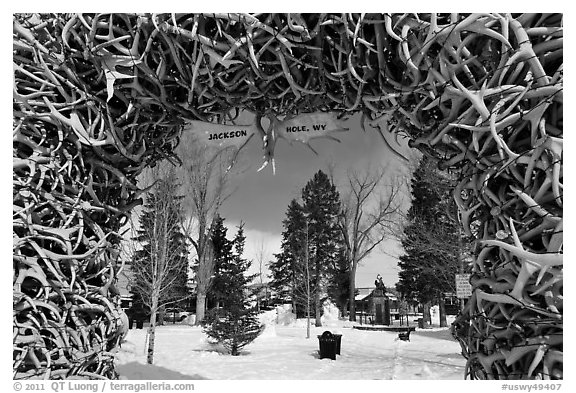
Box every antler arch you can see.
[13,13,562,379]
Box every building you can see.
[247,282,273,310]
[354,287,400,324]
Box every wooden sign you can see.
[455,274,472,298]
[275,112,348,144]
[186,120,258,149]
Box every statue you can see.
[374,274,386,292]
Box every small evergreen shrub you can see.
[202,307,264,356]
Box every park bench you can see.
[397,327,415,341]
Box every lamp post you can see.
[305,219,311,339]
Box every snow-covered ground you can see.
[115,308,466,380]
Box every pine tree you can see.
[202,218,263,355]
[269,199,306,315]
[301,170,343,327]
[269,172,345,324]
[227,223,258,306]
[396,156,464,327]
[326,245,351,317]
[207,215,235,308]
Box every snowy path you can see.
[115,324,466,380]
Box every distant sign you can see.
[186,120,257,149]
[275,112,348,144]
[455,274,472,298]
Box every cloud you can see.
[224,220,281,282]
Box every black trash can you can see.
[317,331,337,360]
[417,317,424,329]
[333,334,342,355]
[136,319,144,329]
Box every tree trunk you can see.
[195,293,207,326]
[306,301,311,339]
[339,300,348,318]
[194,232,214,326]
[348,263,357,321]
[314,289,322,327]
[147,297,159,364]
[422,301,432,328]
[146,317,156,364]
[439,297,448,327]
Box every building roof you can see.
[354,288,372,301]
[354,288,398,301]
[355,293,371,301]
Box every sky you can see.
[180,112,417,288]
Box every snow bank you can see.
[258,309,277,338]
[320,300,341,328]
[275,304,296,325]
[430,305,440,326]
[184,314,196,325]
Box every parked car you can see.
[164,308,189,322]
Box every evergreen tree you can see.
[326,245,351,317]
[202,218,263,355]
[208,215,235,308]
[301,170,343,326]
[269,172,345,324]
[396,156,464,327]
[228,223,258,305]
[268,199,306,315]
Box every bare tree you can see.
[175,134,240,325]
[293,221,317,339]
[338,166,404,321]
[253,238,269,312]
[124,164,192,364]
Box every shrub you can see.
[202,307,264,356]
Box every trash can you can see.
[333,334,342,355]
[136,319,144,329]
[417,318,424,329]
[317,331,337,360]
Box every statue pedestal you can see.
[372,291,390,325]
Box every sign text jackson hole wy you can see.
[207,129,249,140]
[285,124,329,132]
